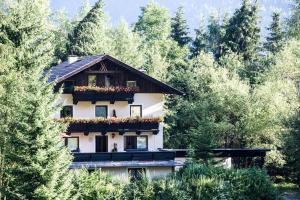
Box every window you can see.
[104,75,111,87]
[126,81,137,88]
[95,106,108,118]
[63,80,74,92]
[64,137,79,152]
[128,168,145,181]
[130,105,142,117]
[125,136,147,150]
[88,75,97,87]
[60,106,73,118]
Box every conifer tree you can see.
[286,0,300,39]
[171,6,191,47]
[0,0,55,70]
[68,0,110,56]
[190,23,207,57]
[0,0,77,199]
[223,0,260,62]
[264,12,284,54]
[0,70,77,200]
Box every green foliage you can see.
[0,0,55,70]
[166,49,297,169]
[68,0,110,56]
[134,2,171,43]
[0,71,77,199]
[264,12,285,54]
[75,170,124,200]
[284,113,300,186]
[109,20,145,68]
[286,0,300,40]
[176,163,280,200]
[73,164,280,200]
[223,0,260,62]
[171,6,191,47]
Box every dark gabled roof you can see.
[47,54,183,95]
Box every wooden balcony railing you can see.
[56,117,162,135]
[72,86,139,104]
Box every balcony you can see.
[72,86,139,104]
[72,151,175,162]
[57,117,161,135]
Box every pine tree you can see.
[286,0,300,39]
[0,0,55,70]
[264,12,284,54]
[0,0,77,199]
[190,22,207,57]
[68,0,110,56]
[223,0,260,62]
[0,70,77,200]
[171,6,191,47]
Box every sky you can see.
[50,0,293,37]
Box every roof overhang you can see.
[50,55,183,95]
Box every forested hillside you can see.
[0,0,300,199]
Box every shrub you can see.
[73,164,280,200]
[176,163,280,200]
[74,170,125,200]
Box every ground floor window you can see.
[128,168,145,181]
[64,137,79,152]
[125,136,148,151]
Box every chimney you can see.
[68,55,79,64]
[139,69,147,73]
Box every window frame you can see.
[64,137,79,152]
[63,80,75,92]
[128,168,146,181]
[126,81,137,88]
[60,105,73,118]
[95,105,108,118]
[130,105,142,117]
[124,135,148,151]
[88,74,97,87]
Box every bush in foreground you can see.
[74,163,280,200]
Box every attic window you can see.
[126,81,137,88]
[88,75,97,87]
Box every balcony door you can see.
[95,136,108,152]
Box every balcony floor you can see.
[70,160,185,169]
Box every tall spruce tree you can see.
[191,22,207,57]
[0,70,77,200]
[68,0,110,56]
[223,0,260,62]
[0,0,77,199]
[171,6,191,47]
[0,0,55,70]
[286,0,300,39]
[264,12,284,54]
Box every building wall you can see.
[55,93,164,152]
[69,130,163,153]
[101,166,173,181]
[54,93,164,118]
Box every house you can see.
[48,54,185,180]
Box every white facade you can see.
[55,93,164,153]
